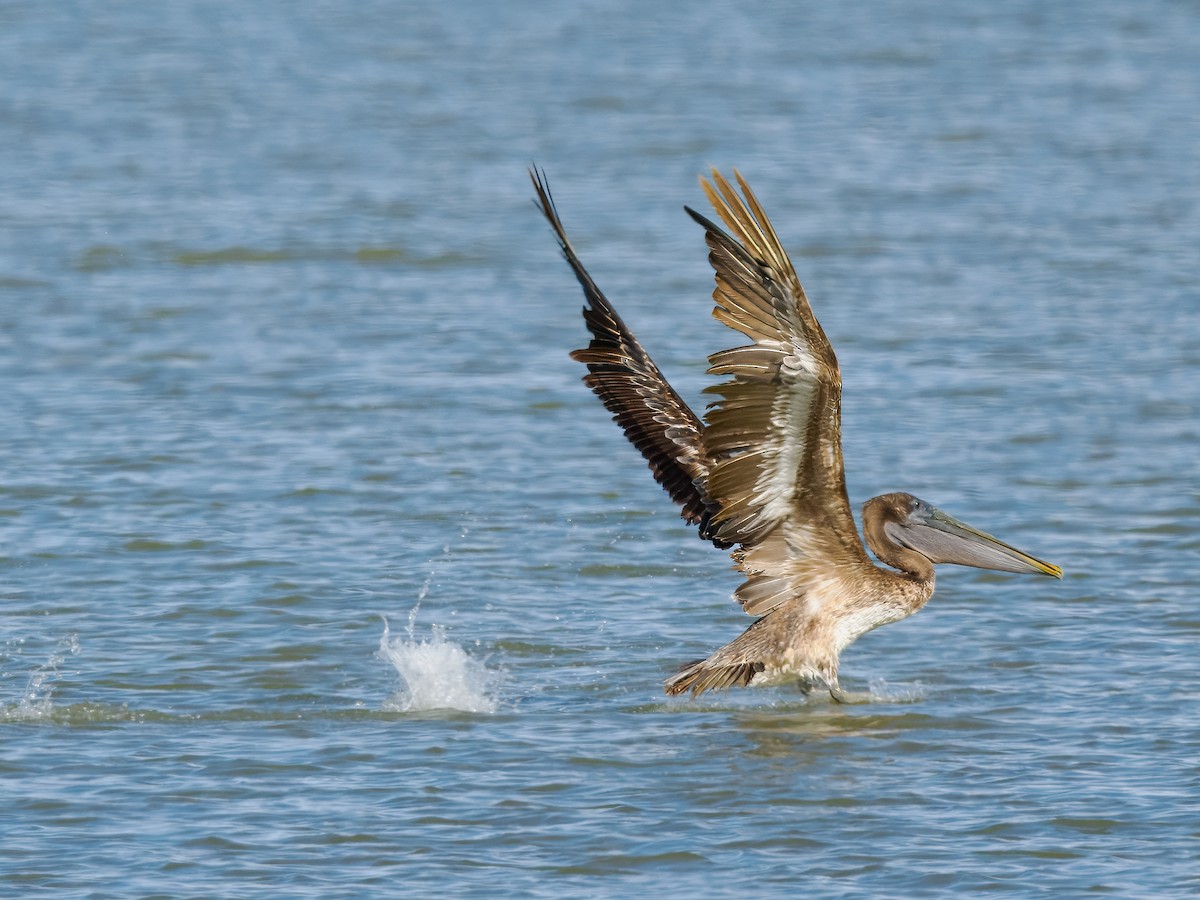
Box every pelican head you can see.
[865,492,1063,579]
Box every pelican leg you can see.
[826,670,853,704]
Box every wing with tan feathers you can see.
[531,168,727,544]
[689,170,870,614]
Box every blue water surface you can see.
[2,1,1199,896]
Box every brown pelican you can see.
[531,168,1062,701]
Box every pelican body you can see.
[532,168,1062,700]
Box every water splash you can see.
[377,611,499,714]
[3,633,81,722]
[866,678,927,703]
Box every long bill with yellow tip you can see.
[882,501,1063,578]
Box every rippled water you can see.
[3,1,1199,895]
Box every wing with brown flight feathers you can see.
[534,167,871,614]
[688,170,869,614]
[530,168,727,545]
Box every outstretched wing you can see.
[690,170,870,613]
[530,168,726,543]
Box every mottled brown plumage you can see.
[532,167,1062,701]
